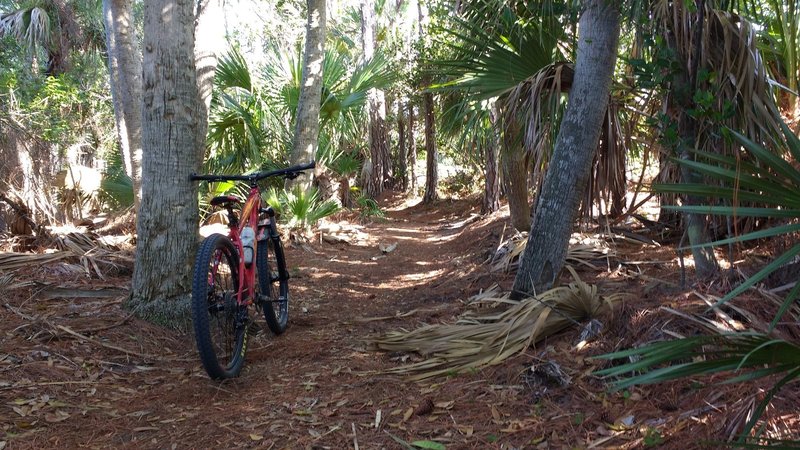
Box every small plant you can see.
[265,186,339,233]
[356,195,385,220]
[440,169,481,197]
[643,427,664,447]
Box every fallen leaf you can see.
[457,425,474,437]
[45,411,70,423]
[491,405,501,421]
[250,434,263,441]
[403,407,414,422]
[411,440,446,450]
[434,401,454,410]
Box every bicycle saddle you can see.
[210,195,242,207]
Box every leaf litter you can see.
[0,193,798,447]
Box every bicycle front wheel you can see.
[192,233,247,379]
[257,238,289,335]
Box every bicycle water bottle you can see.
[241,226,255,264]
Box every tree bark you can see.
[361,0,389,198]
[673,0,719,279]
[422,91,438,204]
[482,107,501,215]
[102,0,143,213]
[288,0,326,191]
[397,101,408,191]
[128,0,202,328]
[511,0,620,298]
[408,103,417,192]
[501,113,531,231]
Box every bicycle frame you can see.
[225,184,262,307]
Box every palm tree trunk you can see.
[288,0,326,191]
[501,106,531,231]
[408,103,417,192]
[129,0,202,328]
[483,108,500,214]
[422,91,438,204]
[673,0,719,279]
[398,101,408,191]
[360,0,388,198]
[102,0,143,213]
[511,0,621,298]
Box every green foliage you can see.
[440,169,481,197]
[602,119,800,445]
[98,148,134,209]
[595,333,800,443]
[355,194,384,220]
[655,122,800,320]
[265,186,339,232]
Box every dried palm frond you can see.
[373,268,624,380]
[0,273,34,293]
[0,251,69,271]
[491,232,614,272]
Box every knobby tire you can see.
[192,234,247,379]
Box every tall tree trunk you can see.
[422,91,438,204]
[128,0,202,327]
[361,0,388,198]
[482,107,500,215]
[501,108,531,231]
[408,103,417,192]
[511,0,620,298]
[398,101,408,191]
[673,0,719,279]
[288,0,326,191]
[102,0,143,213]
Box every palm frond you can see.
[594,332,800,442]
[374,269,623,380]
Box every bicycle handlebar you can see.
[189,161,316,184]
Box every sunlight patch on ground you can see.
[384,227,424,234]
[396,268,446,282]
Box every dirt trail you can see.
[2,195,513,449]
[3,194,798,449]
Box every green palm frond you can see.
[431,13,562,99]
[265,186,339,232]
[654,122,800,320]
[594,333,800,441]
[214,47,252,91]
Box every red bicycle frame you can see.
[226,184,262,307]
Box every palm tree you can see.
[206,43,395,200]
[288,0,326,191]
[430,1,568,228]
[0,0,92,75]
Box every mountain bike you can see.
[188,161,315,379]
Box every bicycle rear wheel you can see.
[192,233,247,379]
[257,238,289,334]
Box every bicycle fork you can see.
[257,207,289,303]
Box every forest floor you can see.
[1,192,799,449]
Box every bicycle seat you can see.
[210,195,242,207]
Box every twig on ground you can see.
[54,324,156,359]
